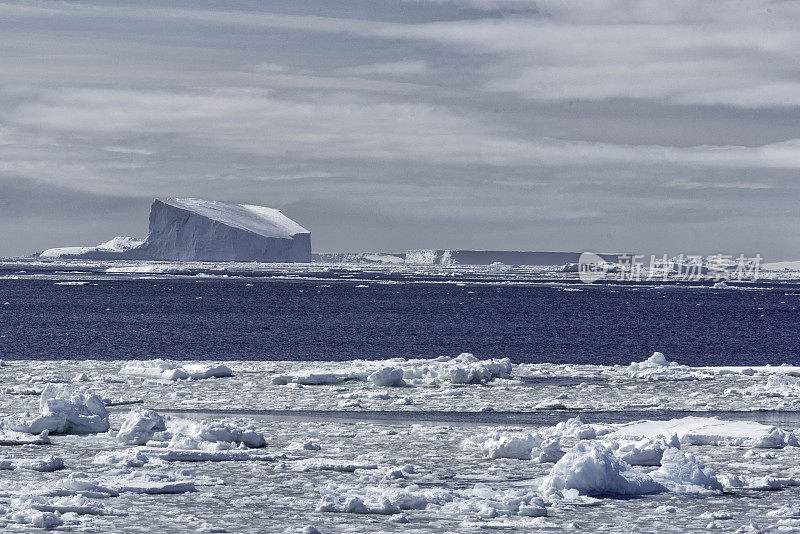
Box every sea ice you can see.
[463,431,564,462]
[1,384,109,435]
[116,408,166,445]
[119,360,232,381]
[627,352,709,381]
[650,448,723,494]
[540,441,663,496]
[605,435,680,466]
[609,417,799,448]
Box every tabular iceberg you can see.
[130,198,311,262]
[38,197,312,262]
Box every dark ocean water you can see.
[1,277,799,365]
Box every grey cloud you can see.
[0,0,798,260]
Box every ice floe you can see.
[607,416,799,448]
[272,353,512,387]
[0,455,64,472]
[119,360,232,381]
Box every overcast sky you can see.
[2,0,799,259]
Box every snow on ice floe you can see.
[272,353,512,387]
[0,384,109,435]
[606,416,800,448]
[119,360,232,381]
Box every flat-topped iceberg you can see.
[131,198,311,262]
[35,197,312,262]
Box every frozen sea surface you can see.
[0,358,800,531]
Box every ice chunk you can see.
[746,373,800,398]
[12,495,107,515]
[0,430,51,445]
[553,416,597,439]
[1,384,109,435]
[272,353,512,387]
[767,505,800,517]
[606,435,680,466]
[540,441,663,496]
[367,367,406,387]
[464,431,564,462]
[116,408,166,445]
[4,508,63,529]
[627,352,709,380]
[93,449,151,467]
[650,448,723,494]
[316,483,546,519]
[103,473,196,494]
[0,455,64,472]
[165,417,267,448]
[289,458,379,472]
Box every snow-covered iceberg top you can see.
[119,360,232,381]
[271,353,512,387]
[163,198,309,240]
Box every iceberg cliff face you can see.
[129,198,311,262]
